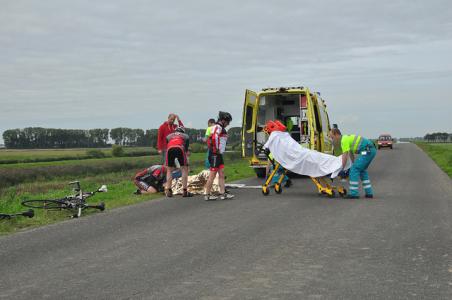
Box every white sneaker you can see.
[220,193,234,200]
[204,194,218,201]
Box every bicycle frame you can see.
[69,181,106,218]
[21,182,107,218]
[0,209,34,220]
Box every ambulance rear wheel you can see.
[274,184,282,194]
[262,186,270,196]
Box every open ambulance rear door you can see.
[241,89,258,158]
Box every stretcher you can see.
[260,120,348,198]
[261,150,291,195]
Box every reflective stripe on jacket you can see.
[341,134,362,154]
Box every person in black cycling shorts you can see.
[204,111,234,201]
[134,165,166,194]
[164,127,193,198]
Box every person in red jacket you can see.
[157,113,184,163]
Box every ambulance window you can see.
[248,93,257,105]
[320,106,330,135]
[258,107,266,125]
[245,105,253,131]
[313,104,322,131]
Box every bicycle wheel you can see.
[21,199,66,210]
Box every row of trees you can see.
[2,127,242,149]
[424,132,451,143]
[3,128,110,149]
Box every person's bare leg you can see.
[182,166,188,190]
[218,168,234,199]
[142,186,158,194]
[205,170,217,195]
[218,168,225,194]
[165,166,174,196]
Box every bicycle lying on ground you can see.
[21,181,107,218]
[0,209,34,220]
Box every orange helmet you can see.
[274,120,287,132]
[263,120,287,134]
[263,120,276,134]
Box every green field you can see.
[0,147,157,164]
[0,150,255,235]
[416,143,452,177]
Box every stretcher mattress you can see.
[263,131,350,178]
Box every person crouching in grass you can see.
[134,165,166,195]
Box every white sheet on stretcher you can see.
[263,131,351,178]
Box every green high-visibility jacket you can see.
[341,134,362,154]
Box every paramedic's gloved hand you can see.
[344,169,350,177]
[338,169,349,179]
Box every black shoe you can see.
[365,194,374,199]
[183,190,194,197]
[133,189,142,195]
[284,179,292,188]
[346,195,360,199]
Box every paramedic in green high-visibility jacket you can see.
[330,128,377,199]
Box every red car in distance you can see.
[377,134,393,149]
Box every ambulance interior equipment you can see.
[242,87,332,178]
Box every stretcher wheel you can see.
[262,186,270,196]
[274,184,282,194]
[328,190,336,198]
[339,189,347,197]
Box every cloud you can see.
[1,0,452,143]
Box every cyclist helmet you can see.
[218,111,232,122]
[175,127,185,133]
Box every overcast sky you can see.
[1,0,451,143]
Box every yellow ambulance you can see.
[241,86,333,177]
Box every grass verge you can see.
[0,153,206,191]
[0,147,158,164]
[0,153,256,235]
[415,142,452,177]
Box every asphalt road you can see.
[1,143,451,299]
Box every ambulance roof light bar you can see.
[261,86,304,91]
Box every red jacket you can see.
[157,119,184,151]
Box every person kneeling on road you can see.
[134,165,166,195]
[164,127,193,198]
[204,111,234,201]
